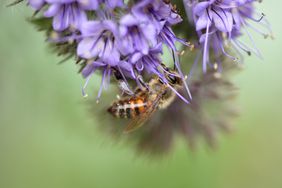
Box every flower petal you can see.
[196,11,211,31]
[212,7,233,32]
[44,3,61,17]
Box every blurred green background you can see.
[0,1,281,188]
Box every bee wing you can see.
[123,93,163,133]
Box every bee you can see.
[107,64,184,133]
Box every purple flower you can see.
[77,19,123,99]
[77,20,120,65]
[81,60,112,100]
[186,0,273,72]
[43,0,98,31]
[80,56,135,100]
[26,0,191,102]
[118,13,158,55]
[129,43,163,74]
[132,0,182,28]
[131,0,184,48]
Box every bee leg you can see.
[138,75,149,90]
[113,69,134,96]
[134,70,149,91]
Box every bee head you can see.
[165,72,182,86]
[159,63,183,86]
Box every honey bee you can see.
[107,64,184,133]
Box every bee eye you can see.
[168,75,177,84]
[161,63,169,71]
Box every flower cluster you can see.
[26,0,191,101]
[23,0,272,101]
[184,0,273,73]
[13,0,271,153]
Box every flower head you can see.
[11,0,273,154]
[131,0,186,51]
[185,0,273,72]
[118,13,158,55]
[129,43,163,74]
[75,0,191,101]
[31,0,189,102]
[77,20,120,64]
[81,60,113,100]
[43,0,96,31]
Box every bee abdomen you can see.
[108,98,147,119]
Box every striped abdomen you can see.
[108,97,148,119]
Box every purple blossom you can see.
[185,0,273,72]
[25,0,191,102]
[43,0,99,31]
[76,17,133,100]
[77,20,120,65]
[118,0,184,56]
[81,60,112,100]
[132,0,184,48]
[129,43,163,74]
[132,0,182,28]
[75,1,191,102]
[118,13,158,55]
